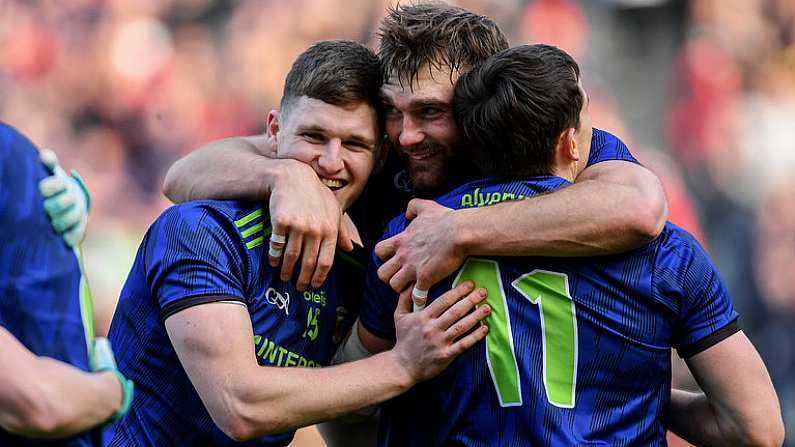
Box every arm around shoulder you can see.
[162,135,280,203]
[575,160,667,244]
[454,160,668,258]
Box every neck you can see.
[550,163,577,183]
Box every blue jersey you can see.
[360,177,739,447]
[350,128,636,250]
[0,123,96,446]
[106,201,364,446]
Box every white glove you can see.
[38,149,91,247]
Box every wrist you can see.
[264,158,314,195]
[96,369,134,425]
[380,350,416,392]
[451,207,478,258]
[97,370,123,409]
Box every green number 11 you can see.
[453,258,578,408]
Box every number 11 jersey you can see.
[359,176,739,447]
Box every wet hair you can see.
[454,44,584,178]
[378,2,509,86]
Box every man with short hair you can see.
[359,43,784,447]
[157,6,666,443]
[105,40,490,446]
[162,3,666,300]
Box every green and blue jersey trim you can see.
[235,208,271,250]
[74,245,95,358]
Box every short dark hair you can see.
[281,40,383,116]
[378,2,509,86]
[454,44,584,178]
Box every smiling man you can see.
[358,43,783,447]
[104,40,491,446]
[162,2,666,298]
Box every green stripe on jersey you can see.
[245,225,272,250]
[246,236,264,249]
[241,222,264,238]
[235,209,263,228]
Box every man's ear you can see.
[557,127,580,162]
[266,110,280,139]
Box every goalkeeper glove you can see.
[91,337,134,424]
[38,149,91,247]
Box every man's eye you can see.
[384,105,401,116]
[420,107,442,118]
[345,141,371,152]
[301,132,324,142]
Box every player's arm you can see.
[377,159,667,293]
[163,135,276,203]
[165,282,489,441]
[0,327,123,438]
[668,331,784,447]
[162,135,356,290]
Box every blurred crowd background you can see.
[1,0,793,445]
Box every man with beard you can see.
[103,41,490,446]
[161,3,666,304]
[357,43,784,446]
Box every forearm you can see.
[675,333,785,447]
[221,351,411,440]
[1,358,121,438]
[668,389,733,447]
[457,176,665,257]
[162,137,276,203]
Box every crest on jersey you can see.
[393,169,414,193]
[264,287,290,316]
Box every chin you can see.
[334,189,360,211]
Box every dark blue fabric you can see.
[106,200,362,446]
[0,122,96,447]
[360,176,738,447]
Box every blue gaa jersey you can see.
[0,123,96,447]
[350,127,636,250]
[360,177,739,447]
[586,127,637,166]
[106,201,364,446]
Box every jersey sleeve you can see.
[358,216,409,341]
[586,128,639,167]
[655,227,740,358]
[145,204,250,320]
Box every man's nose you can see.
[399,115,424,147]
[317,139,344,174]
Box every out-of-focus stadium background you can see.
[1,0,793,445]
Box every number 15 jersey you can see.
[360,176,739,447]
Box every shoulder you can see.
[0,122,36,153]
[148,200,266,254]
[655,223,704,261]
[155,200,262,230]
[588,128,638,166]
[0,123,40,181]
[652,222,718,290]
